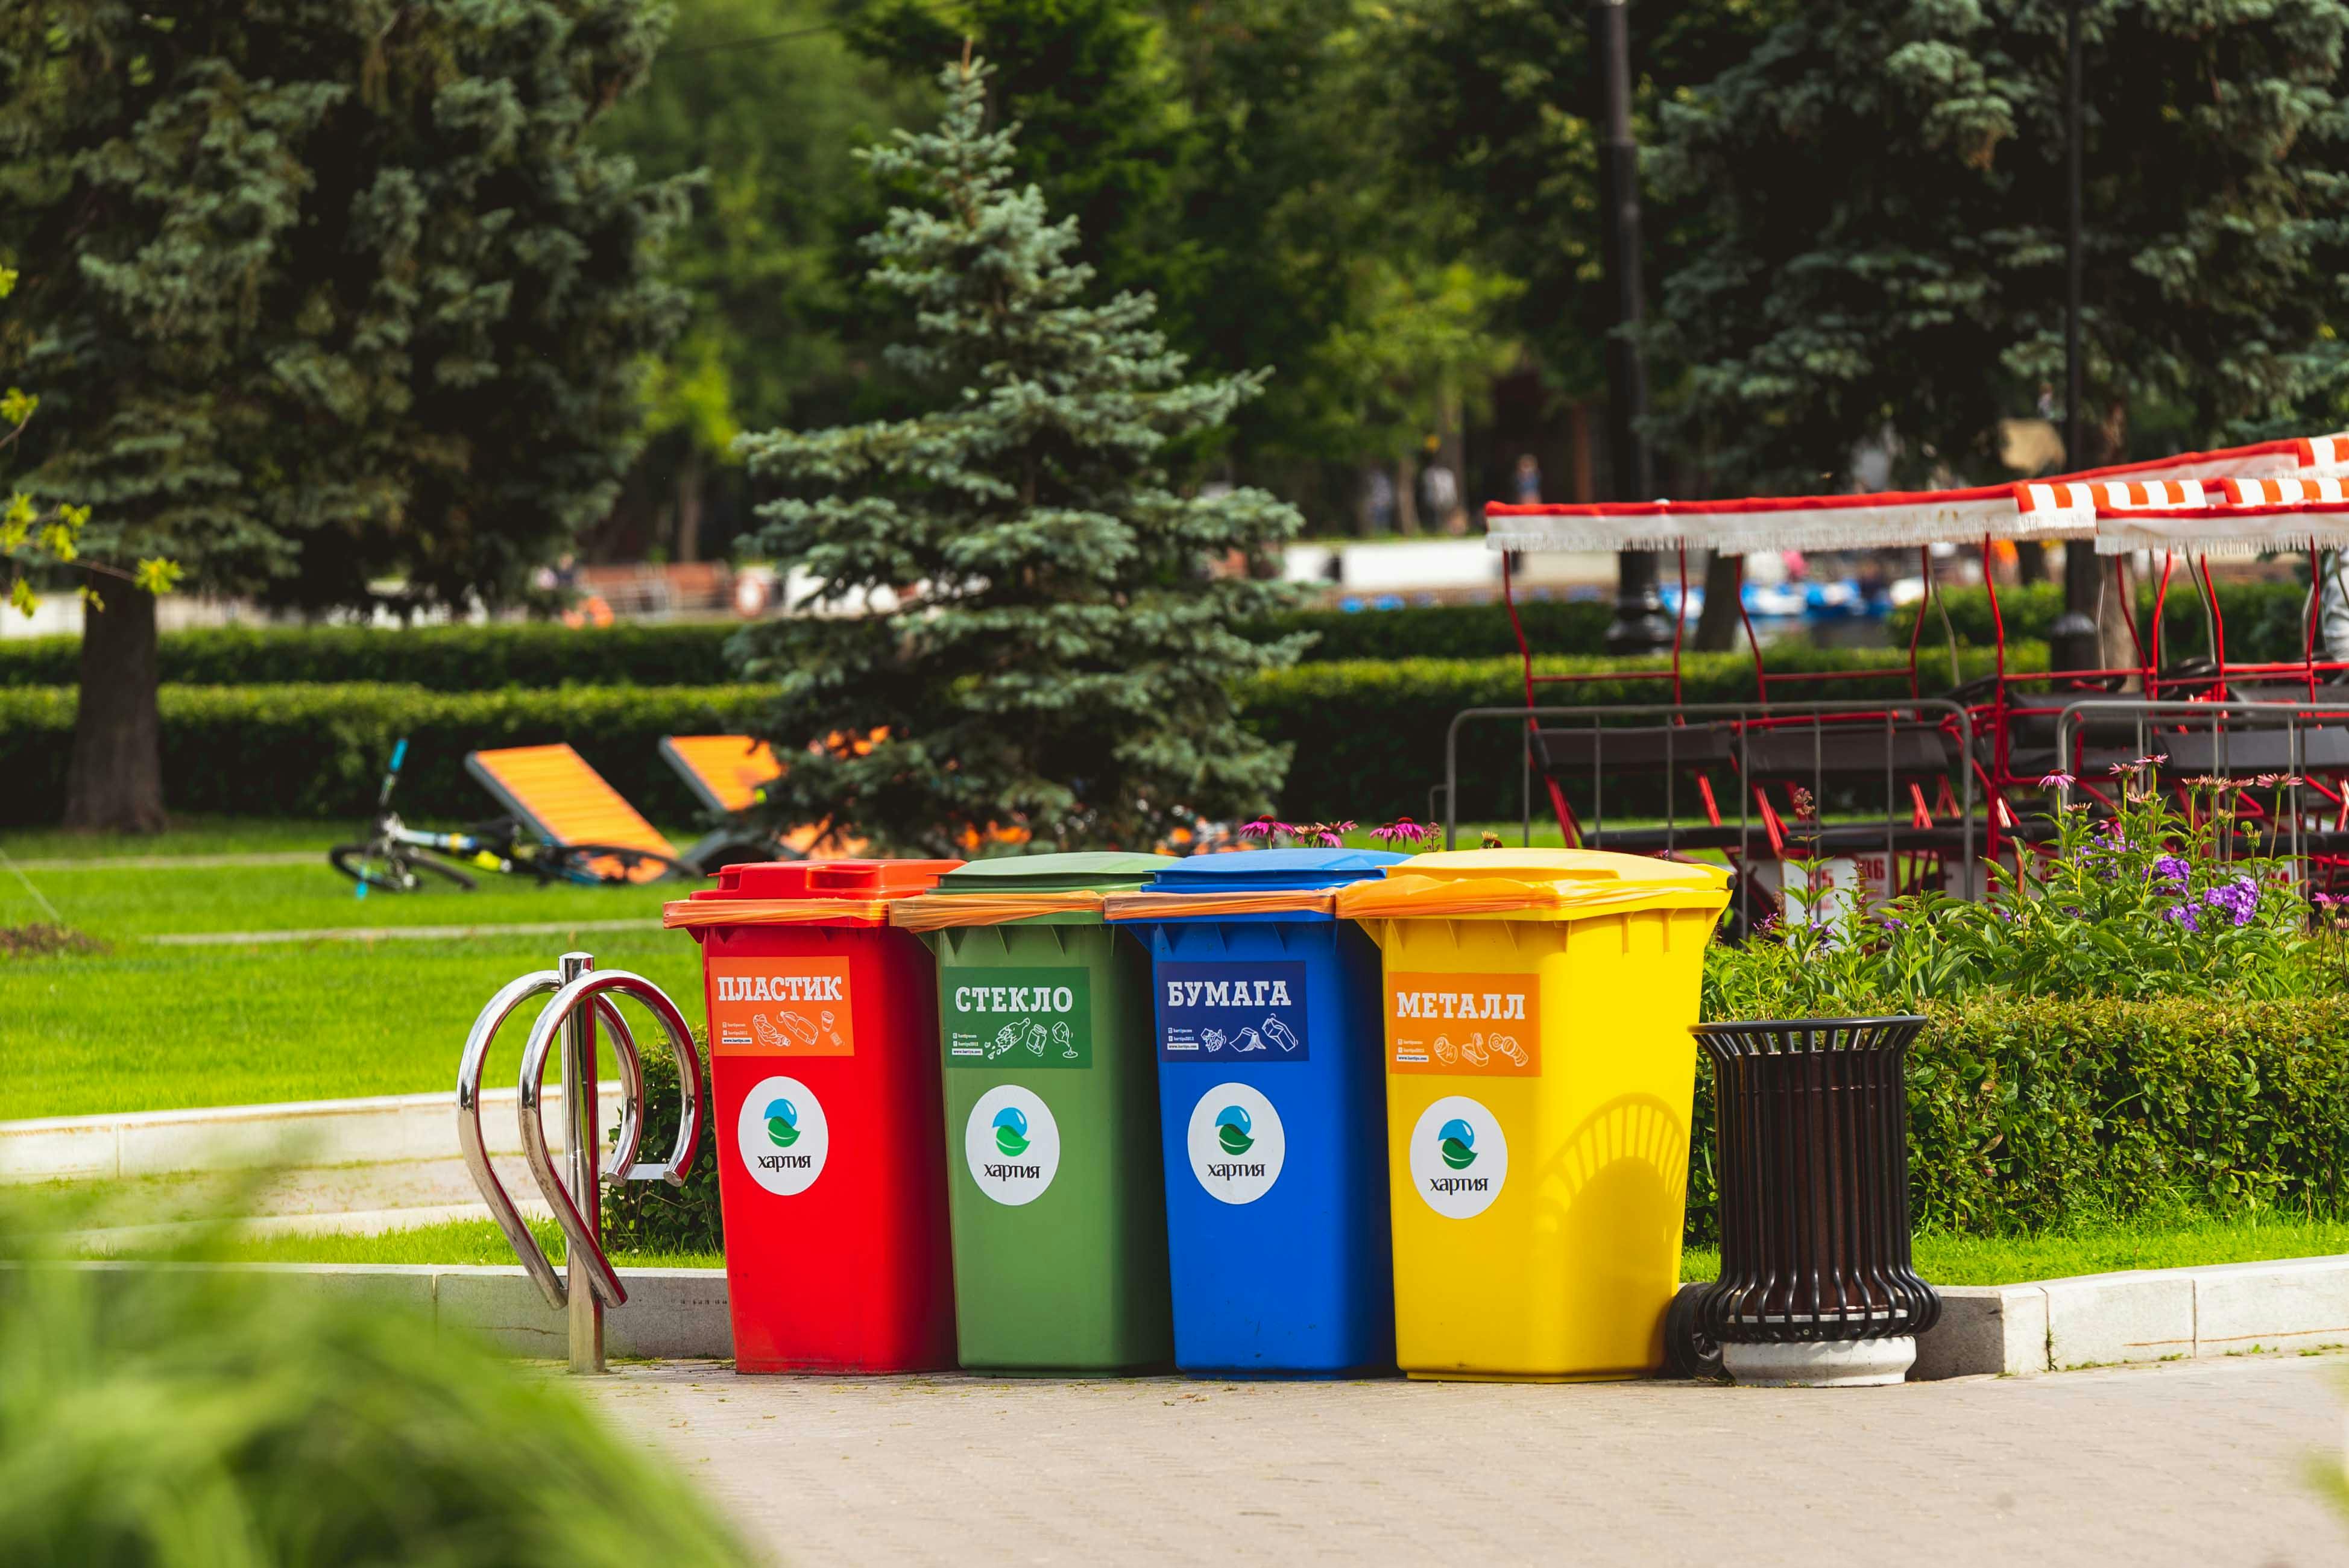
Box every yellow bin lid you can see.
[1332,847,1731,922]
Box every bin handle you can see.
[517,970,706,1311]
[455,971,635,1311]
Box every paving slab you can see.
[587,1352,2349,1566]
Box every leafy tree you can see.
[1644,0,2349,493]
[1383,0,1794,401]
[843,0,1525,523]
[0,0,688,830]
[592,0,932,562]
[734,57,1305,852]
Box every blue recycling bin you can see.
[1108,847,1402,1376]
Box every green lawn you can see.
[1,819,704,1119]
[1680,1212,2349,1286]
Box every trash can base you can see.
[1402,1367,1650,1385]
[1721,1336,1915,1388]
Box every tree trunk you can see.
[675,446,704,565]
[1395,454,1420,534]
[63,583,166,833]
[1691,549,1744,652]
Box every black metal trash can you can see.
[1689,1015,1940,1385]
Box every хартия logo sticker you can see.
[1408,1095,1506,1218]
[736,1074,828,1197]
[1185,1083,1284,1205]
[965,1084,1060,1205]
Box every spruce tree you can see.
[733,57,1305,855]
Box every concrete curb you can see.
[0,1086,625,1184]
[1913,1255,2349,1378]
[25,1253,2349,1376]
[28,1261,731,1361]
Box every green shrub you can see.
[1260,597,1613,661]
[1890,578,2315,664]
[0,683,768,827]
[0,1201,748,1566]
[602,1027,723,1256]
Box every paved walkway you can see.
[590,1352,2349,1566]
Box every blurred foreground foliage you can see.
[0,1198,748,1568]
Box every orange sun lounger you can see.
[464,743,683,883]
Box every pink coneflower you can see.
[2040,772,2076,790]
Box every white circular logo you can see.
[1185,1083,1285,1205]
[963,1084,1061,1206]
[736,1074,829,1197]
[1408,1095,1507,1220]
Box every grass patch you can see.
[3,928,704,1119]
[1679,1212,2349,1286]
[0,818,709,1119]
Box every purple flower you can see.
[2152,855,2190,886]
[2163,903,2202,934]
[2040,772,2076,789]
[2202,875,2260,928]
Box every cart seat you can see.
[1534,723,1738,773]
[1738,722,1956,781]
[2157,726,2349,776]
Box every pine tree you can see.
[733,57,1305,855]
[0,0,687,830]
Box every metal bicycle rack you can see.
[457,950,704,1373]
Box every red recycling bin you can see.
[667,857,963,1373]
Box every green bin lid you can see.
[933,850,1176,894]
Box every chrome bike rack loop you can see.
[455,949,704,1373]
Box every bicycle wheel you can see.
[550,843,696,885]
[329,843,478,893]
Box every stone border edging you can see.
[0,1086,625,1184]
[24,1254,2349,1376]
[21,1261,728,1361]
[1917,1255,2349,1376]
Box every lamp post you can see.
[2048,0,2102,675]
[1593,0,1672,655]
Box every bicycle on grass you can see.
[327,740,693,894]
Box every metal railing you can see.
[2052,698,2349,878]
[457,949,704,1373]
[1442,699,1980,926]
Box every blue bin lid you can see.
[1145,846,1405,895]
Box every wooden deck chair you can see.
[464,743,685,884]
[658,734,799,869]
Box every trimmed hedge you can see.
[0,601,1622,690]
[1890,579,2315,664]
[0,645,2038,827]
[1686,994,2349,1241]
[0,623,746,690]
[0,684,767,828]
[602,993,2349,1253]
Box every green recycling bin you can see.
[891,851,1176,1371]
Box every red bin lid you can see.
[666,857,965,930]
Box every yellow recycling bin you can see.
[1334,848,1730,1382]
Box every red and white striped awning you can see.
[1484,432,2349,555]
[2096,499,2349,556]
